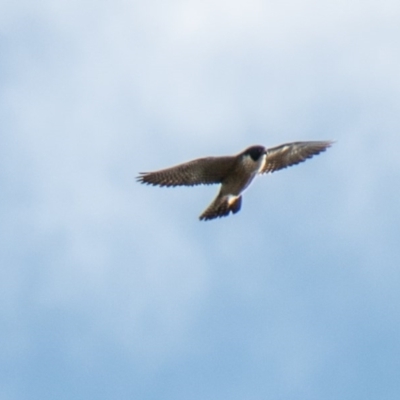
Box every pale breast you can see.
[221,155,265,195]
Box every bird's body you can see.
[137,141,333,221]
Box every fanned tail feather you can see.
[199,195,242,221]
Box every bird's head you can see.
[243,145,266,161]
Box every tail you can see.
[199,195,242,221]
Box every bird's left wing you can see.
[137,156,236,187]
[261,140,333,173]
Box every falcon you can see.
[137,141,333,221]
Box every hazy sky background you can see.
[1,1,400,399]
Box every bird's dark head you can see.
[243,145,266,161]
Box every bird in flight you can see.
[137,141,333,221]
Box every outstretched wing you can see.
[261,141,333,173]
[137,156,236,187]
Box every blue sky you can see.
[1,1,400,399]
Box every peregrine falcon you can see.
[137,141,333,221]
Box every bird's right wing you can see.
[261,141,333,173]
[137,156,236,187]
